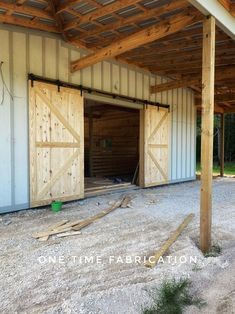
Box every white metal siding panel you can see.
[112,63,120,94]
[129,70,136,98]
[155,76,162,103]
[136,72,143,99]
[44,38,57,78]
[191,95,196,178]
[171,90,177,181]
[182,90,187,179]
[169,88,196,183]
[0,25,196,212]
[82,62,92,87]
[58,43,69,81]
[143,74,149,100]
[12,32,28,205]
[0,29,12,207]
[29,35,43,75]
[150,76,156,103]
[120,66,128,96]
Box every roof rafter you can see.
[64,0,140,31]
[150,65,235,93]
[0,1,53,20]
[71,9,202,72]
[73,0,187,41]
[218,0,235,17]
[0,14,59,33]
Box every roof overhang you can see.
[189,0,235,39]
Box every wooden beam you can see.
[0,2,53,19]
[122,33,229,58]
[57,0,81,13]
[215,93,235,102]
[148,59,235,74]
[63,0,140,31]
[230,3,235,17]
[136,45,235,65]
[218,0,231,11]
[196,104,224,114]
[220,113,225,177]
[150,65,235,93]
[57,0,102,14]
[48,0,68,42]
[196,93,235,103]
[71,9,202,72]
[151,78,201,93]
[200,16,216,253]
[218,0,235,17]
[76,0,187,40]
[0,14,59,33]
[145,214,195,268]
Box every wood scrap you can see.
[33,195,128,240]
[144,213,195,268]
[53,219,83,231]
[33,227,73,239]
[38,236,50,242]
[37,219,69,241]
[56,231,82,238]
[72,196,126,231]
[120,195,132,208]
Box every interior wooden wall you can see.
[84,107,139,177]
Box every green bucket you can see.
[51,201,63,212]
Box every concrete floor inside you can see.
[1,178,235,314]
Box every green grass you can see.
[142,278,205,314]
[196,162,235,176]
[204,244,222,258]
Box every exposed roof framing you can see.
[151,65,235,92]
[0,0,234,113]
[71,9,202,72]
[218,0,235,17]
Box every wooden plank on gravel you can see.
[33,219,83,239]
[120,195,132,208]
[38,219,69,241]
[56,231,82,238]
[53,219,83,231]
[72,196,126,232]
[145,213,195,268]
[33,196,127,239]
[32,226,73,239]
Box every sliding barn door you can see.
[140,106,169,187]
[29,81,84,207]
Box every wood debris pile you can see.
[32,195,132,241]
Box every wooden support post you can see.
[220,113,225,177]
[89,109,94,177]
[200,16,216,253]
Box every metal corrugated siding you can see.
[0,24,196,213]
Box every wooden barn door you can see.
[29,81,84,207]
[140,105,169,187]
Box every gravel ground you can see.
[0,177,235,314]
